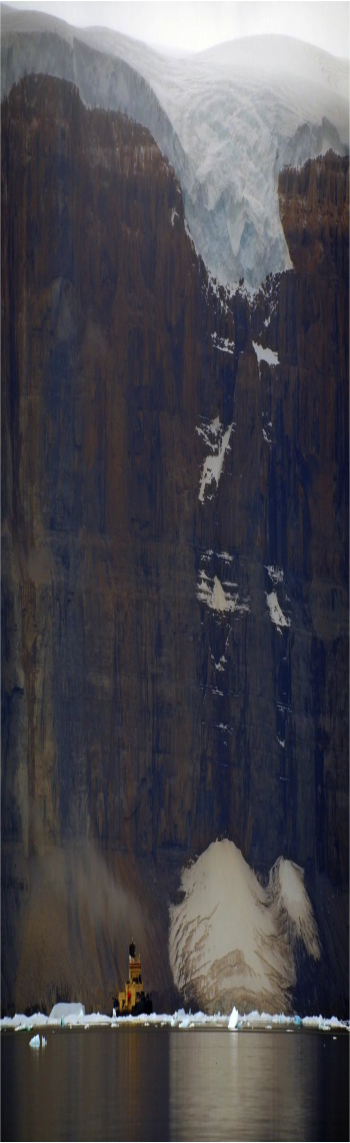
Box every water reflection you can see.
[2,1027,170,1142]
[169,1029,349,1141]
[171,1033,313,1138]
[1,1026,348,1142]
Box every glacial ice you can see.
[2,7,348,290]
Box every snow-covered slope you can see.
[1,4,348,288]
[169,840,320,1013]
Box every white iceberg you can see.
[49,1002,85,1022]
[228,1006,239,1030]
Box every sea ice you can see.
[1,1008,348,1032]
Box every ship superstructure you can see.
[113,940,152,1016]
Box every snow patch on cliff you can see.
[211,333,235,356]
[265,567,291,632]
[197,572,248,616]
[197,573,233,612]
[253,342,279,367]
[266,565,284,586]
[196,418,234,503]
[269,858,320,960]
[196,552,249,618]
[266,591,291,631]
[169,840,320,1014]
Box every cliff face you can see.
[1,77,348,1015]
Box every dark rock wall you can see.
[1,77,348,1013]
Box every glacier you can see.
[1,5,348,289]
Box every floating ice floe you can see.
[1,1008,349,1033]
[28,1031,46,1047]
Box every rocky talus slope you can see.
[1,76,348,1015]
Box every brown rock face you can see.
[1,77,348,1015]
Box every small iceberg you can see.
[228,1006,239,1030]
[49,1002,85,1022]
[47,1001,86,1027]
[29,1034,40,1049]
[42,1036,47,1047]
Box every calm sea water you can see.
[1,1025,349,1142]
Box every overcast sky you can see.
[6,1,350,58]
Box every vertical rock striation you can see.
[1,77,348,1014]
